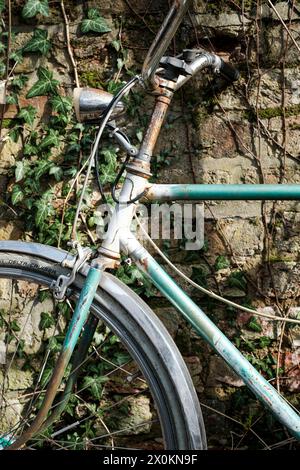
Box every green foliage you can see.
[35,189,55,228]
[191,265,208,287]
[81,9,111,34]
[246,353,275,379]
[15,161,27,182]
[227,271,247,291]
[82,375,108,400]
[50,95,72,114]
[49,166,63,181]
[11,185,24,205]
[39,311,55,330]
[12,74,29,90]
[17,105,37,126]
[9,49,23,65]
[39,129,60,149]
[214,255,230,271]
[22,0,49,19]
[26,67,59,98]
[9,319,21,332]
[23,28,51,55]
[247,315,262,333]
[0,61,5,77]
[235,335,272,351]
[40,366,53,388]
[0,0,5,13]
[116,260,157,298]
[98,147,118,185]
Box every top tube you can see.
[141,0,192,87]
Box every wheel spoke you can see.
[0,254,204,450]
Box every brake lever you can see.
[107,123,138,156]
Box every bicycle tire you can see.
[0,250,206,450]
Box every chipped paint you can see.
[145,184,300,202]
[129,238,300,439]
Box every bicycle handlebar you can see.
[219,58,240,82]
[141,0,239,90]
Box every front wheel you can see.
[0,250,206,450]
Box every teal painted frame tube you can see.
[63,266,102,352]
[129,240,300,439]
[7,265,103,449]
[146,184,300,201]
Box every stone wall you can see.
[0,1,300,449]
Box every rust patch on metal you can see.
[140,256,149,270]
[7,348,71,449]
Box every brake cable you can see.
[71,75,140,242]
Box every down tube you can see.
[128,241,300,439]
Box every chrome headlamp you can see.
[73,87,125,123]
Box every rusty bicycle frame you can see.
[5,0,300,449]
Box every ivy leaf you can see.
[23,28,51,55]
[101,148,117,167]
[24,142,37,156]
[214,255,230,271]
[50,95,72,114]
[117,58,124,71]
[10,319,21,332]
[111,40,120,52]
[49,166,63,181]
[99,164,116,184]
[15,161,26,182]
[17,105,37,126]
[0,62,5,78]
[81,9,111,34]
[247,316,263,333]
[228,271,247,291]
[259,336,272,348]
[82,376,108,400]
[34,160,52,178]
[39,129,60,149]
[35,190,54,227]
[114,352,131,366]
[9,50,23,64]
[39,312,55,330]
[5,94,18,105]
[9,127,21,143]
[26,67,59,98]
[11,185,24,205]
[136,130,143,142]
[12,74,29,90]
[22,0,49,19]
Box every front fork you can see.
[7,263,105,449]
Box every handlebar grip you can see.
[219,59,240,82]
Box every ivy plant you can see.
[26,67,59,98]
[17,105,37,127]
[22,0,49,19]
[81,9,111,34]
[23,28,51,55]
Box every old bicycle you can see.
[0,0,300,450]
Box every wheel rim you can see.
[0,273,167,450]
